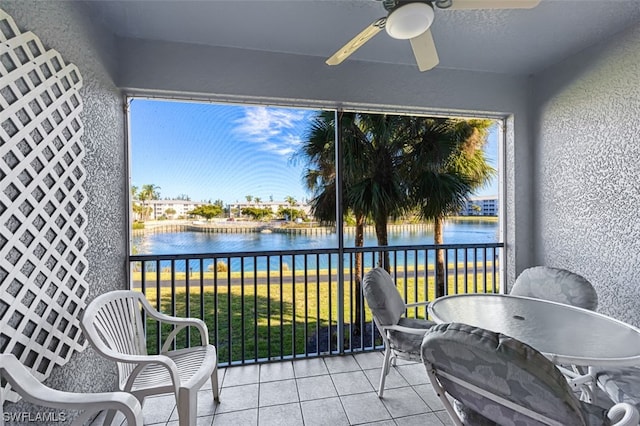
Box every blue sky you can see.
[129,99,498,204]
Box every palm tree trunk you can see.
[354,214,365,335]
[434,215,446,298]
[374,218,390,272]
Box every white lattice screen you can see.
[0,8,88,402]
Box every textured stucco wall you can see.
[0,0,126,412]
[531,23,640,325]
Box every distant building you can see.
[135,199,206,220]
[460,196,498,216]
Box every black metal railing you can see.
[128,242,503,367]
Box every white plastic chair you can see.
[0,353,143,426]
[362,267,435,397]
[80,290,219,426]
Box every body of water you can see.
[133,220,498,255]
[132,220,499,273]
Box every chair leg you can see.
[177,387,196,426]
[425,365,464,426]
[211,366,220,402]
[104,393,142,426]
[378,346,392,398]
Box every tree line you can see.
[131,184,305,222]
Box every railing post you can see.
[335,110,345,354]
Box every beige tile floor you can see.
[97,351,455,426]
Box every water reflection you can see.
[132,220,499,273]
[133,220,497,255]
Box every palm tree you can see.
[405,118,495,298]
[296,111,411,334]
[346,113,409,270]
[140,183,160,200]
[295,111,369,334]
[132,203,146,221]
[131,185,140,220]
[297,112,494,329]
[138,184,161,221]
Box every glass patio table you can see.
[428,294,640,401]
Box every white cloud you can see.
[283,134,303,146]
[233,107,311,156]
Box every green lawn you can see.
[140,271,499,363]
[132,260,497,282]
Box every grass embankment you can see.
[132,259,496,282]
[141,271,498,363]
[447,216,498,223]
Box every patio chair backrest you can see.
[80,291,148,388]
[511,266,598,311]
[422,322,590,426]
[362,268,406,326]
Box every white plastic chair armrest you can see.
[116,354,181,395]
[79,337,182,395]
[382,324,432,335]
[160,318,209,352]
[608,402,640,426]
[137,296,209,346]
[0,355,143,426]
[404,301,431,309]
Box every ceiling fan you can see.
[326,0,541,72]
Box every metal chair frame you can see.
[363,267,434,398]
[373,301,432,397]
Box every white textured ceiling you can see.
[86,0,640,75]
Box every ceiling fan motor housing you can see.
[385,1,435,40]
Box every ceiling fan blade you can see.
[326,18,385,66]
[410,28,439,72]
[447,0,540,10]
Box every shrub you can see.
[208,261,228,272]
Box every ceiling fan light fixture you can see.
[385,2,435,40]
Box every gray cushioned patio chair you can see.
[0,353,143,426]
[511,266,598,311]
[596,368,640,414]
[421,322,639,426]
[512,266,599,398]
[362,267,435,397]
